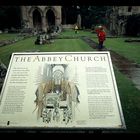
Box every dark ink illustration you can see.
[33,64,80,124]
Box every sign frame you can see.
[0,51,126,131]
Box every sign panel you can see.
[0,52,125,129]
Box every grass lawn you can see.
[0,29,140,133]
[92,37,140,64]
[0,36,94,66]
[60,28,96,38]
[105,38,140,64]
[114,67,140,133]
[0,33,19,41]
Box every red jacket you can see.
[95,29,106,42]
[98,31,106,42]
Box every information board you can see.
[0,52,126,130]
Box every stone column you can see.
[55,17,61,26]
[54,6,62,26]
[77,14,81,29]
[42,16,47,32]
[20,6,29,28]
[20,6,25,21]
[28,16,33,29]
[122,23,126,35]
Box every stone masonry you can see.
[21,6,62,32]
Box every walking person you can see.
[95,26,106,51]
[74,25,78,34]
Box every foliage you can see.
[80,6,111,28]
[0,6,21,30]
[125,14,140,36]
[62,6,77,24]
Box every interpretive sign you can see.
[0,52,125,129]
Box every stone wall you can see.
[21,6,62,32]
[106,6,140,36]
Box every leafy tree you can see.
[62,6,77,24]
[0,6,21,30]
[80,6,110,28]
[61,6,110,29]
[126,15,140,36]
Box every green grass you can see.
[92,36,140,64]
[0,30,140,133]
[103,37,140,64]
[114,67,140,133]
[59,29,96,38]
[0,33,19,41]
[0,37,94,66]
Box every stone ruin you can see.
[35,25,62,45]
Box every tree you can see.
[62,6,77,24]
[126,15,140,36]
[80,6,110,28]
[0,6,21,30]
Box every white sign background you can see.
[0,52,126,129]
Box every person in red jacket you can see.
[95,26,106,50]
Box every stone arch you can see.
[44,7,58,27]
[29,6,43,17]
[53,69,64,86]
[28,7,43,30]
[46,9,55,26]
[32,9,42,30]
